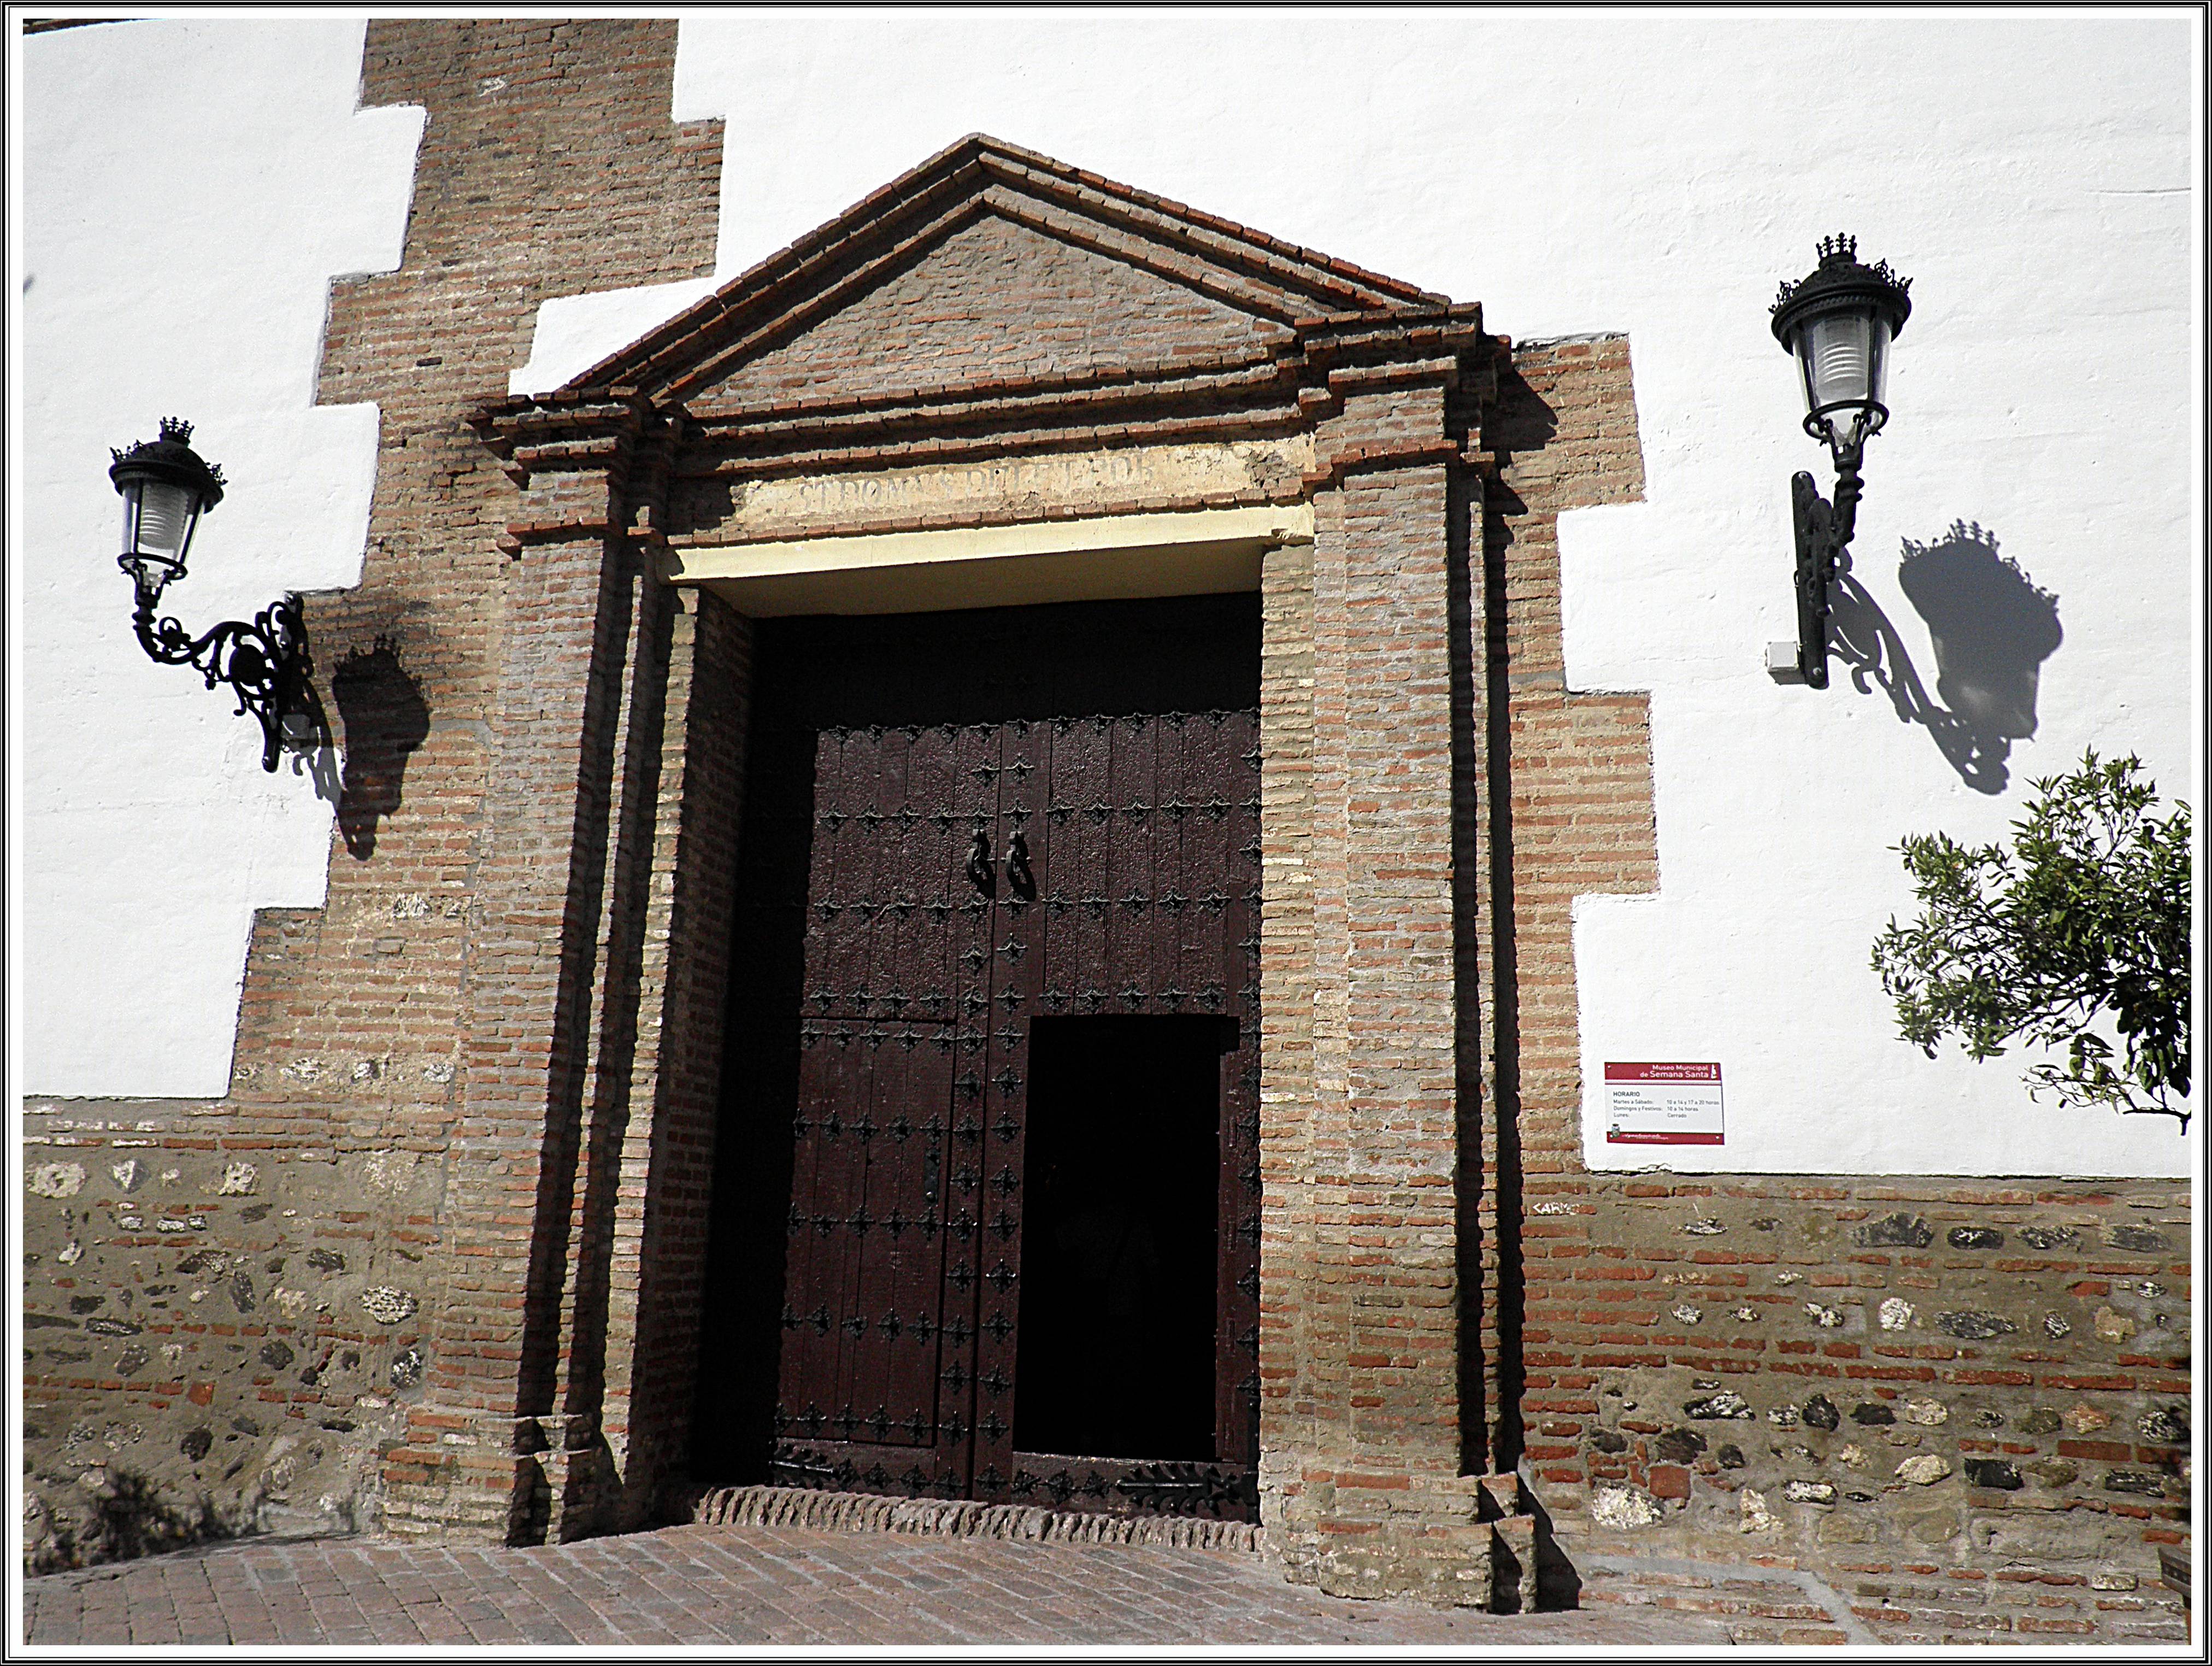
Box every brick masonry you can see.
[17,1519,1740,1648]
[23,18,726,1569]
[21,24,2191,1642]
[1478,337,2191,1643]
[701,214,1280,406]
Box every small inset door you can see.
[1015,1016,1231,1461]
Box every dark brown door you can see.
[972,709,1261,1513]
[770,721,996,1497]
[713,599,1261,1518]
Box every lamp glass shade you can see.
[120,476,201,577]
[1793,308,1892,449]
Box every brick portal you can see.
[20,23,2187,1641]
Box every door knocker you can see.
[966,829,995,896]
[1005,829,1035,899]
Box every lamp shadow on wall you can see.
[330,640,430,859]
[1828,520,2062,795]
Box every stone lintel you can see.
[669,504,1315,617]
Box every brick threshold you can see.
[684,1483,1262,1553]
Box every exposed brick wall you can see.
[382,468,640,1543]
[22,20,723,1570]
[1482,337,1657,1196]
[252,13,722,1113]
[703,213,1276,406]
[598,590,754,1529]
[1262,383,1495,1603]
[1256,534,1316,1501]
[1480,337,2191,1641]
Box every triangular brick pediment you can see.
[561,135,1451,410]
[694,210,1278,407]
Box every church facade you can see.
[19,18,2192,1639]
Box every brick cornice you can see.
[1302,437,1464,494]
[545,137,1457,408]
[473,392,658,555]
[661,316,1493,497]
[475,391,647,467]
[466,155,1501,558]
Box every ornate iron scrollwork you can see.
[1114,1462,1259,1515]
[772,1447,837,1486]
[1789,463,1863,689]
[132,592,313,773]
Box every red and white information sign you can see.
[1604,1061,1725,1145]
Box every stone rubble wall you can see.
[1521,1176,2192,1643]
[1487,342,2191,1646]
[19,24,2192,1636]
[20,18,723,1574]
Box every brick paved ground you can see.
[22,1523,1738,1649]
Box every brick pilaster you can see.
[596,587,753,1530]
[381,400,645,1540]
[1266,373,1492,1601]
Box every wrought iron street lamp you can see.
[1766,235,1913,687]
[109,418,310,771]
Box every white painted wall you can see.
[11,20,423,1098]
[25,14,2198,1176]
[553,10,2202,1176]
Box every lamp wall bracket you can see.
[1785,448,1864,689]
[132,591,311,772]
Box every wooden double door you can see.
[704,597,1262,1518]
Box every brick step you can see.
[682,1483,1261,1552]
[1476,1472,1542,1614]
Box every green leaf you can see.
[1876,754,2191,1129]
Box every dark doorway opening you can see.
[689,593,1263,1509]
[1015,1016,1231,1462]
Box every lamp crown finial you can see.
[1816,233,1857,265]
[158,416,195,444]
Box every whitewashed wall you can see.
[21,15,2196,1176]
[12,20,422,1097]
[531,13,2200,1176]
